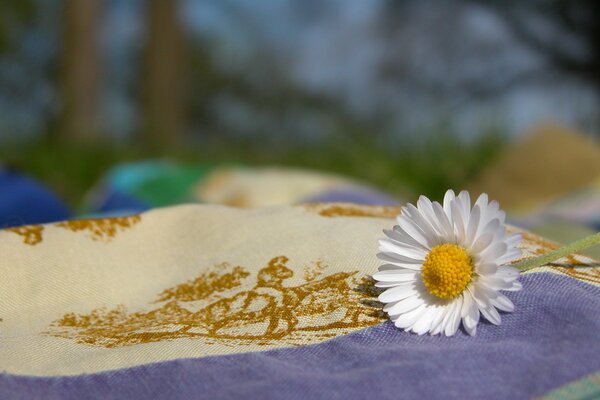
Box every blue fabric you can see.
[0,169,70,228]
[2,272,600,399]
[104,160,172,193]
[302,188,398,206]
[94,190,150,215]
[86,160,211,214]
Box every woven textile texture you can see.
[0,203,599,399]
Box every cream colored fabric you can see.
[0,203,597,376]
[195,167,360,207]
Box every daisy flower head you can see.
[373,190,522,336]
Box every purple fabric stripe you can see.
[300,188,398,206]
[2,272,600,400]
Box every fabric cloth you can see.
[86,160,211,214]
[301,187,397,206]
[87,162,399,216]
[541,370,600,400]
[0,168,70,228]
[1,203,598,399]
[195,166,398,208]
[2,273,600,400]
[508,177,600,259]
[525,177,600,231]
[467,124,600,211]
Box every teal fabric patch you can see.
[542,371,600,400]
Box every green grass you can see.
[0,130,507,211]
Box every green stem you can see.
[514,232,600,272]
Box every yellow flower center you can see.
[421,243,474,299]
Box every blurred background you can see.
[0,0,599,253]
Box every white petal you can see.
[458,190,471,212]
[379,239,427,261]
[393,304,426,328]
[438,300,456,335]
[429,305,449,335]
[385,295,425,316]
[470,283,493,308]
[417,196,445,236]
[411,305,437,335]
[504,281,522,291]
[377,263,421,272]
[490,293,514,312]
[396,215,433,250]
[480,242,508,263]
[471,283,502,324]
[404,204,440,246]
[377,252,423,265]
[379,231,429,254]
[479,276,514,291]
[477,262,498,275]
[373,270,418,282]
[496,266,520,280]
[505,233,522,247]
[445,296,463,336]
[487,200,500,220]
[384,227,429,252]
[475,193,488,210]
[383,228,425,250]
[375,280,415,288]
[463,291,480,335]
[451,201,467,243]
[465,205,481,247]
[496,248,522,265]
[443,189,456,220]
[479,303,501,325]
[497,210,506,224]
[457,191,471,222]
[471,232,494,254]
[378,264,408,272]
[382,229,414,245]
[479,198,502,228]
[472,279,500,305]
[432,201,454,241]
[481,218,501,238]
[466,293,481,328]
[378,264,421,273]
[460,291,472,318]
[379,285,418,303]
[393,303,426,329]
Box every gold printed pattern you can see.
[518,231,589,266]
[6,225,44,245]
[55,215,141,241]
[46,256,385,348]
[511,230,600,283]
[552,266,600,285]
[303,260,327,282]
[304,203,400,219]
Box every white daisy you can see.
[373,189,522,336]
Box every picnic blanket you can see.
[85,161,398,215]
[85,160,211,214]
[501,178,600,260]
[525,177,600,230]
[0,167,70,228]
[466,124,600,259]
[1,203,599,399]
[468,123,600,212]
